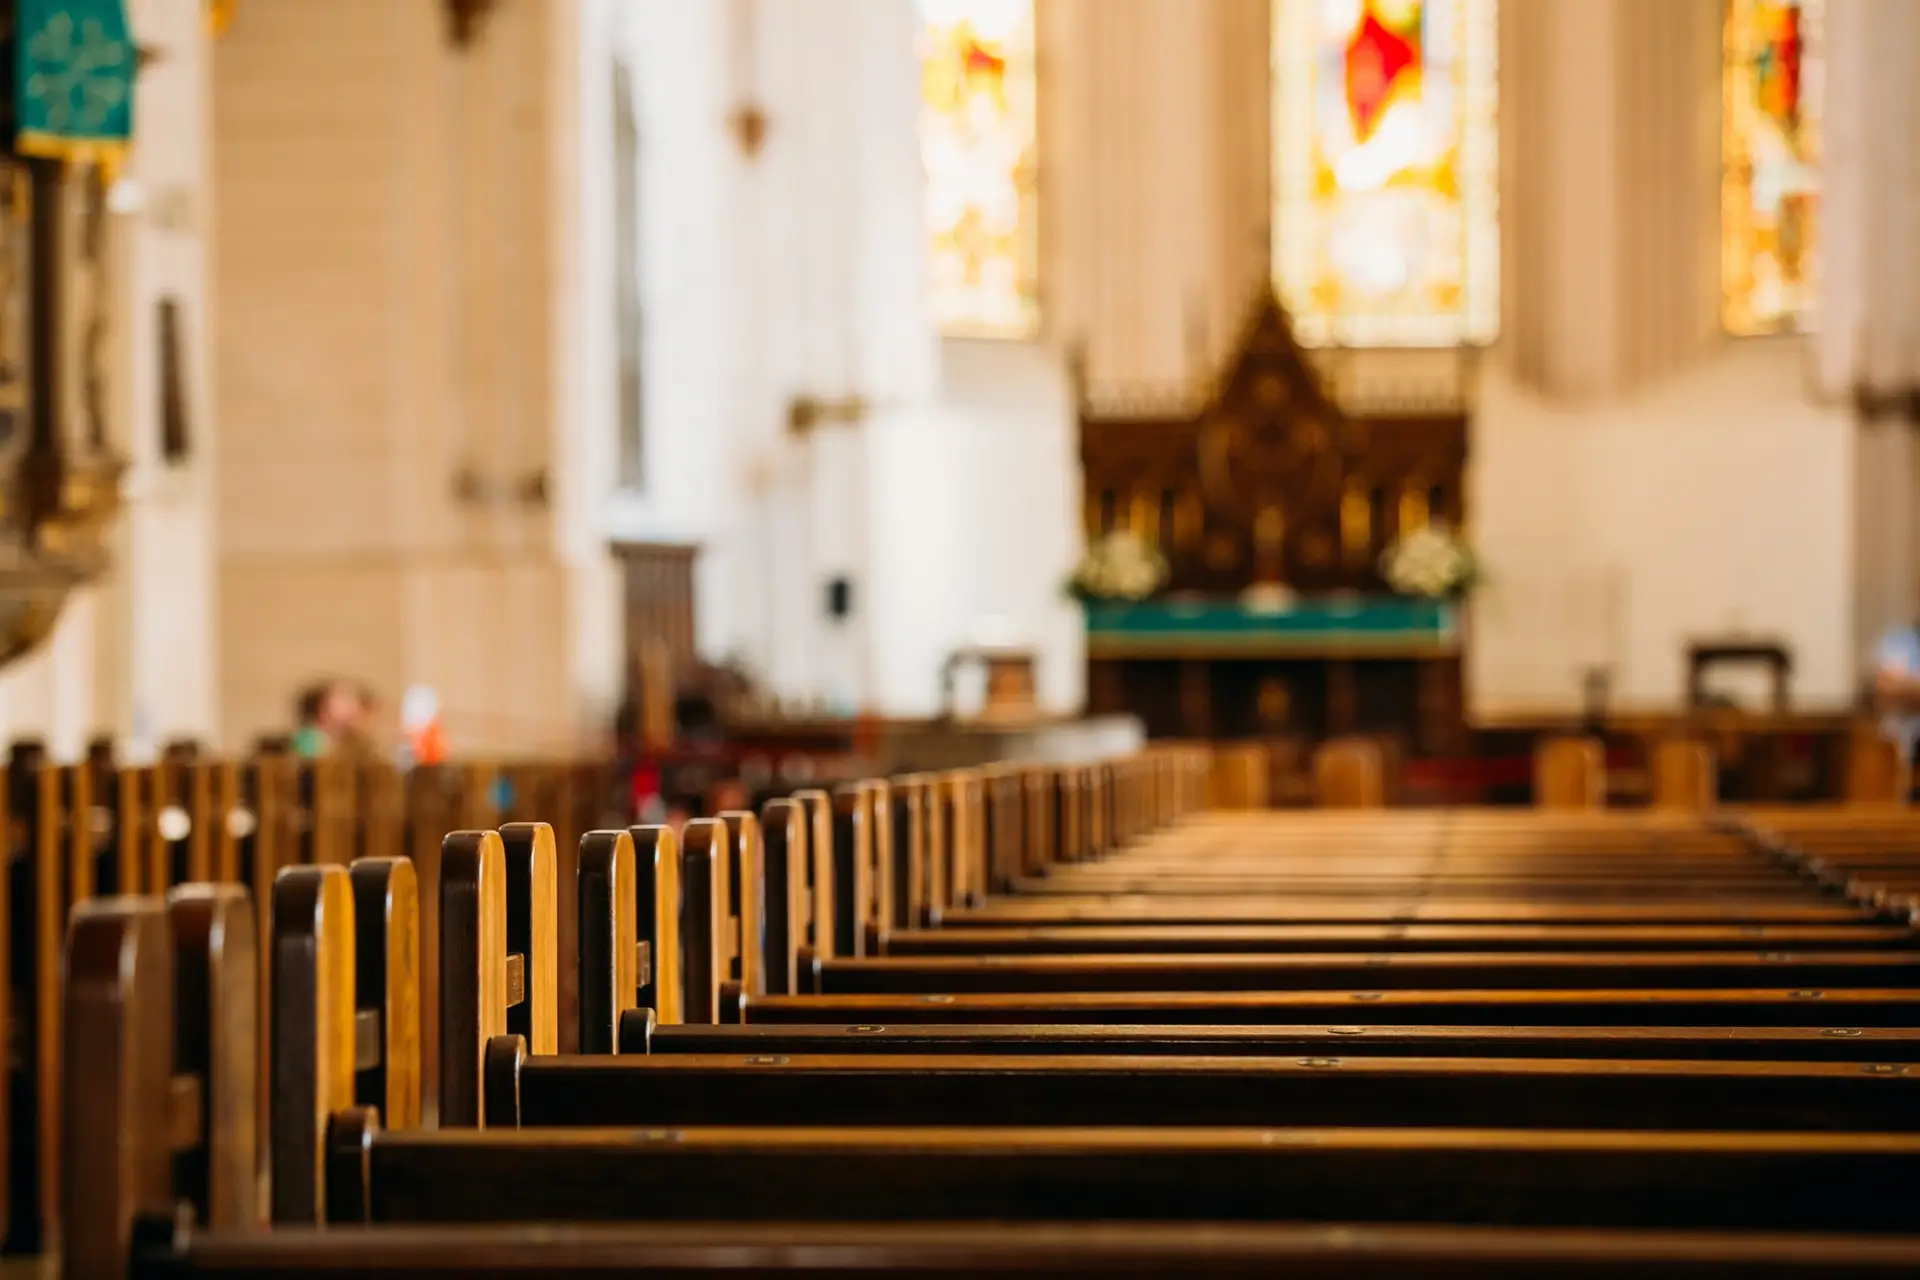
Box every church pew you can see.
[183,877,1920,1233]
[1536,736,1607,809]
[220,852,1920,1212]
[940,899,1889,925]
[304,1120,1920,1233]
[882,922,1914,954]
[0,746,625,1254]
[63,886,259,1279]
[644,1020,1920,1062]
[269,860,423,1221]
[730,987,1920,1026]
[60,786,1920,1274]
[117,1219,1920,1277]
[412,834,1920,1134]
[799,951,1920,995]
[481,1048,1920,1133]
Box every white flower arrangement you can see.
[1067,530,1169,603]
[1380,525,1479,600]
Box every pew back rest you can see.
[1652,740,1717,810]
[1536,737,1606,810]
[1314,739,1385,809]
[1845,731,1910,805]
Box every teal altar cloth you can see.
[1083,596,1459,658]
[16,0,135,161]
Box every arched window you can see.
[919,0,1040,338]
[1722,0,1822,335]
[1271,0,1499,348]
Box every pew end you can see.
[63,889,256,1279]
[760,799,807,995]
[679,820,730,1023]
[1314,738,1386,809]
[790,789,838,960]
[498,823,559,1054]
[437,833,508,1128]
[630,824,684,1026]
[1653,740,1718,810]
[1536,737,1606,810]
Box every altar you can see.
[1084,595,1464,753]
[1076,293,1470,758]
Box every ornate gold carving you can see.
[1130,489,1160,544]
[0,160,125,671]
[1253,505,1285,554]
[1078,289,1466,597]
[1173,489,1204,549]
[1399,480,1430,534]
[1257,677,1292,726]
[1341,485,1372,562]
[1299,532,1335,567]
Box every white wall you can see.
[212,0,586,754]
[1471,342,1857,713]
[618,0,1087,719]
[864,339,1084,717]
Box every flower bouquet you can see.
[1066,530,1169,603]
[1379,525,1479,600]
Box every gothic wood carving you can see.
[1079,292,1468,597]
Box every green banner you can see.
[16,0,135,165]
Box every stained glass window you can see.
[1722,0,1821,335]
[1271,0,1499,348]
[919,0,1039,338]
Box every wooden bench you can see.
[397,822,1920,1136]
[53,747,1920,1278]
[117,1221,1920,1277]
[63,904,1920,1243]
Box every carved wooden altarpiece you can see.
[1079,294,1469,757]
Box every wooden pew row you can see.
[125,1221,1920,1278]
[678,787,1920,1032]
[3,746,614,1253]
[644,1020,1920,1061]
[58,770,1920,1276]
[769,793,1920,1020]
[0,743,1110,1255]
[484,1050,1920,1133]
[400,825,1920,1136]
[18,740,1162,1255]
[884,923,1914,954]
[939,899,1889,925]
[1737,811,1920,916]
[63,881,1920,1280]
[731,988,1920,1027]
[466,773,1920,1040]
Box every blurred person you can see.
[1872,593,1920,762]
[610,697,665,825]
[400,685,447,766]
[292,682,332,759]
[293,677,381,760]
[332,681,381,761]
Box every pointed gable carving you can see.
[1078,290,1466,596]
